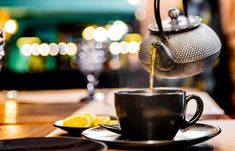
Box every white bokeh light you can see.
[58,42,67,55]
[21,44,31,56]
[120,41,129,54]
[38,43,50,56]
[109,42,121,55]
[49,43,59,56]
[31,43,40,56]
[128,41,140,54]
[82,26,95,41]
[128,0,141,5]
[66,42,78,55]
[4,19,18,34]
[93,27,108,42]
[108,20,128,41]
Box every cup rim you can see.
[115,87,185,96]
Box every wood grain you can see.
[0,103,84,124]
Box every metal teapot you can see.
[0,29,4,69]
[139,0,221,78]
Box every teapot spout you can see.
[152,41,175,71]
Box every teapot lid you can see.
[149,8,202,33]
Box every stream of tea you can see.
[149,45,156,93]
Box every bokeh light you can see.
[120,41,129,54]
[109,59,121,70]
[31,43,40,56]
[108,20,128,41]
[93,27,108,42]
[123,33,142,42]
[109,42,121,55]
[82,26,95,41]
[135,7,147,21]
[49,43,59,56]
[21,44,31,56]
[66,42,77,55]
[128,0,141,5]
[4,19,18,34]
[58,42,67,55]
[16,37,41,48]
[38,43,50,56]
[128,41,140,54]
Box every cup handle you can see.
[181,94,204,129]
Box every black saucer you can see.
[0,137,107,151]
[54,120,91,136]
[81,123,221,150]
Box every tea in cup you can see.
[114,88,204,140]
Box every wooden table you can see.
[0,102,85,138]
[0,89,234,151]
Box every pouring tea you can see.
[139,0,221,78]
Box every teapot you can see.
[0,29,4,68]
[139,0,221,78]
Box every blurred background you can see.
[0,0,234,114]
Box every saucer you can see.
[0,137,107,151]
[54,120,91,136]
[81,123,221,149]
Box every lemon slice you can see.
[63,114,92,127]
[109,120,119,125]
[93,116,111,127]
[76,111,96,121]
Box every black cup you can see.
[114,88,204,140]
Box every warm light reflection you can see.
[20,42,79,56]
[16,37,41,48]
[4,125,22,136]
[109,59,121,70]
[82,26,95,41]
[66,42,78,56]
[4,100,17,124]
[123,33,142,42]
[0,8,10,28]
[4,19,18,34]
[109,41,140,55]
[94,92,105,101]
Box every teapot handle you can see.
[183,0,188,17]
[154,0,188,40]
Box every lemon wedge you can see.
[108,120,119,125]
[76,111,96,121]
[63,114,93,127]
[93,116,111,127]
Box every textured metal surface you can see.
[139,23,221,78]
[0,29,4,70]
[140,24,221,64]
[149,15,202,34]
[140,52,220,78]
[0,29,4,55]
